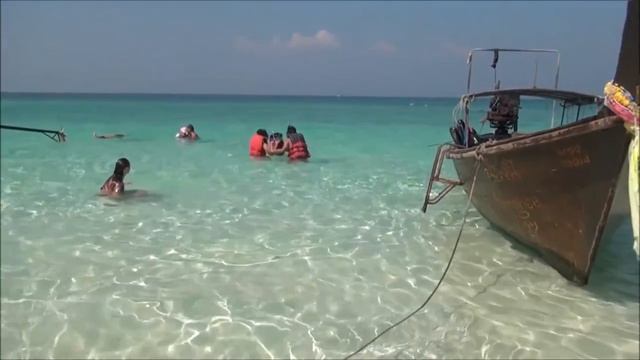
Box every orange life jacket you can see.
[288,133,310,160]
[249,134,266,157]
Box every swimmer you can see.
[94,131,125,139]
[176,124,200,141]
[100,158,130,196]
[249,129,269,158]
[268,132,285,155]
[268,125,310,161]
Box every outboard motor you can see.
[486,94,520,140]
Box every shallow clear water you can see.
[1,94,637,359]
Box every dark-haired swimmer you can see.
[268,125,310,161]
[176,124,200,141]
[268,132,285,155]
[249,129,269,158]
[94,131,125,139]
[100,158,130,196]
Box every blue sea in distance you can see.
[1,93,638,359]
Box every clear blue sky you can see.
[0,1,627,97]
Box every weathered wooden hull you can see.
[608,156,631,231]
[448,115,631,284]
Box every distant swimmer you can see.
[268,125,310,161]
[176,124,200,141]
[94,131,125,139]
[249,129,269,158]
[100,158,130,196]
[268,132,285,155]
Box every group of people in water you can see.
[98,124,310,197]
[249,125,310,161]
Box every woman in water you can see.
[268,132,285,155]
[269,126,310,161]
[249,129,270,158]
[93,131,125,139]
[100,158,130,196]
[176,124,200,141]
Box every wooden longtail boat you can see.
[422,0,639,285]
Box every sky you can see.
[0,1,628,97]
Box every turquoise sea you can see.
[1,94,638,359]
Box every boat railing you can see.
[455,87,603,140]
[466,48,561,93]
[466,48,561,127]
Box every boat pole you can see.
[0,124,66,142]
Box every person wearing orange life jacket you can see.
[269,125,310,161]
[249,129,269,158]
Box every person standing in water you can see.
[249,129,270,158]
[100,158,130,196]
[176,124,200,141]
[269,125,310,161]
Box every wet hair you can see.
[269,133,284,150]
[186,124,195,131]
[112,157,130,181]
[286,125,297,135]
[276,133,286,149]
[257,129,268,137]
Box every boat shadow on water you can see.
[587,221,640,303]
[492,222,639,304]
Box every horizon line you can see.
[0,90,460,100]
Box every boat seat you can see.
[449,119,479,147]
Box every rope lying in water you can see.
[344,161,481,360]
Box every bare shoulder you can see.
[114,182,125,193]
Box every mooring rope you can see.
[344,160,482,360]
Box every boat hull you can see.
[448,116,631,284]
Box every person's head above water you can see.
[286,125,297,136]
[100,157,131,195]
[270,132,283,141]
[113,157,131,180]
[257,129,268,137]
[176,123,199,140]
